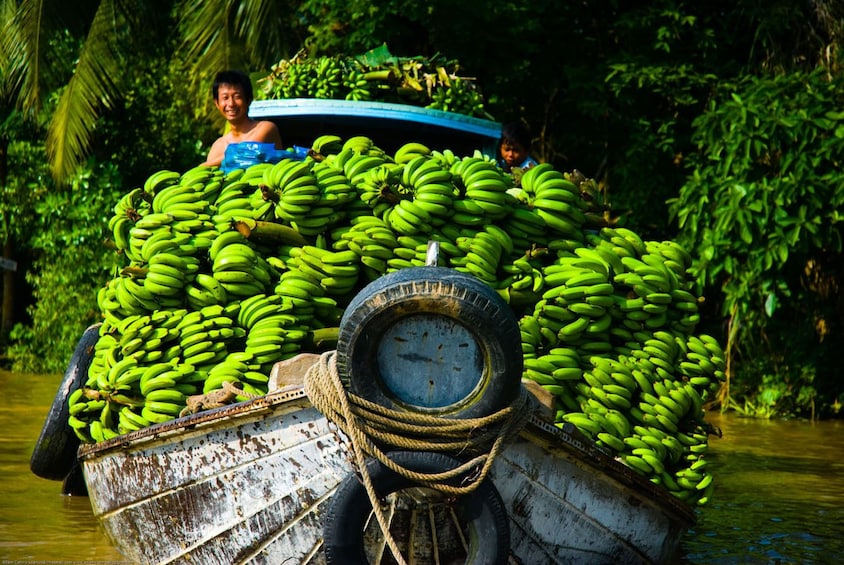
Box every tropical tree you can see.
[0,0,305,185]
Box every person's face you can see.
[215,83,250,122]
[500,140,527,168]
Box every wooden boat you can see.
[72,263,696,565]
[34,102,699,564]
[77,377,694,564]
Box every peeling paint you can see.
[81,388,693,564]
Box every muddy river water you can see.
[2,369,842,563]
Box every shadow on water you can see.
[677,412,844,564]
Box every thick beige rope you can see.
[304,350,536,564]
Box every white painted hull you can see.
[79,387,695,564]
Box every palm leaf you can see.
[47,0,128,182]
[175,0,234,119]
[240,0,303,66]
[0,0,48,112]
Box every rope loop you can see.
[305,350,535,565]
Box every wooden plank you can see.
[81,389,693,564]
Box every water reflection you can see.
[679,412,844,564]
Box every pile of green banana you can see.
[256,52,487,118]
[80,132,724,506]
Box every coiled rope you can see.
[304,350,535,564]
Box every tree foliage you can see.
[669,68,844,417]
[1,0,844,417]
[5,155,122,373]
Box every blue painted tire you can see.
[323,450,510,565]
[30,323,100,481]
[335,266,522,419]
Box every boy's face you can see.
[500,140,528,168]
[214,83,250,122]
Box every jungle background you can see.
[1,0,842,419]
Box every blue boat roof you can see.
[249,98,502,155]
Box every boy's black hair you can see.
[499,121,532,150]
[212,70,253,102]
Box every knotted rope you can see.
[304,350,535,564]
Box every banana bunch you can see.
[274,158,350,237]
[522,347,583,400]
[273,256,326,307]
[210,230,274,299]
[344,68,372,101]
[502,205,550,254]
[275,57,313,99]
[567,173,613,229]
[175,304,242,370]
[513,163,588,240]
[263,55,361,101]
[536,253,614,347]
[84,132,731,507]
[310,135,345,160]
[343,150,389,187]
[385,234,428,272]
[288,245,361,297]
[452,156,511,221]
[105,270,169,318]
[136,362,196,425]
[232,293,301,372]
[334,215,398,279]
[341,135,381,157]
[71,310,191,439]
[311,55,345,99]
[426,77,485,117]
[257,53,487,118]
[312,159,356,207]
[407,161,457,219]
[393,141,431,165]
[500,249,548,302]
[213,176,261,226]
[356,163,404,219]
[678,334,727,396]
[115,311,184,366]
[451,225,513,285]
[429,148,459,170]
[258,159,321,229]
[548,345,717,505]
[108,187,151,253]
[149,169,215,217]
[97,278,137,327]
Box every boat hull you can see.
[79,387,694,564]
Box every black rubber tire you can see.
[323,450,510,565]
[335,266,522,419]
[61,461,89,496]
[30,323,100,481]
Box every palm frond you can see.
[47,0,127,182]
[0,0,47,113]
[232,0,271,64]
[175,0,233,117]
[233,0,301,67]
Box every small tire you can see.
[30,323,100,481]
[323,450,510,565]
[336,266,522,419]
[61,461,89,496]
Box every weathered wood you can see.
[79,386,694,565]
